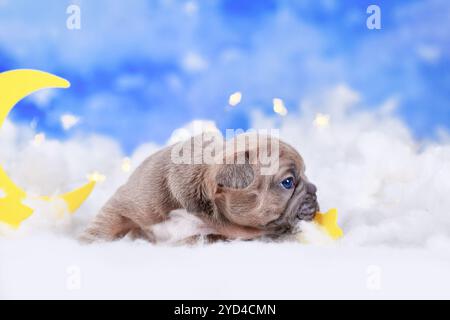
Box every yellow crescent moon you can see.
[0,69,96,229]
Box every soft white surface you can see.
[1,85,450,299]
[1,238,450,299]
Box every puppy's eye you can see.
[280,177,295,190]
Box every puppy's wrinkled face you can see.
[213,136,319,236]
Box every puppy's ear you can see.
[212,151,260,226]
[215,164,254,190]
[215,151,255,189]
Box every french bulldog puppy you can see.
[81,132,319,243]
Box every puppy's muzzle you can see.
[297,182,319,221]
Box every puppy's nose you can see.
[306,182,317,195]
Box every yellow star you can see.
[314,208,343,240]
[0,166,33,229]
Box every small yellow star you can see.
[314,208,343,240]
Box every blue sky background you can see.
[0,0,449,153]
